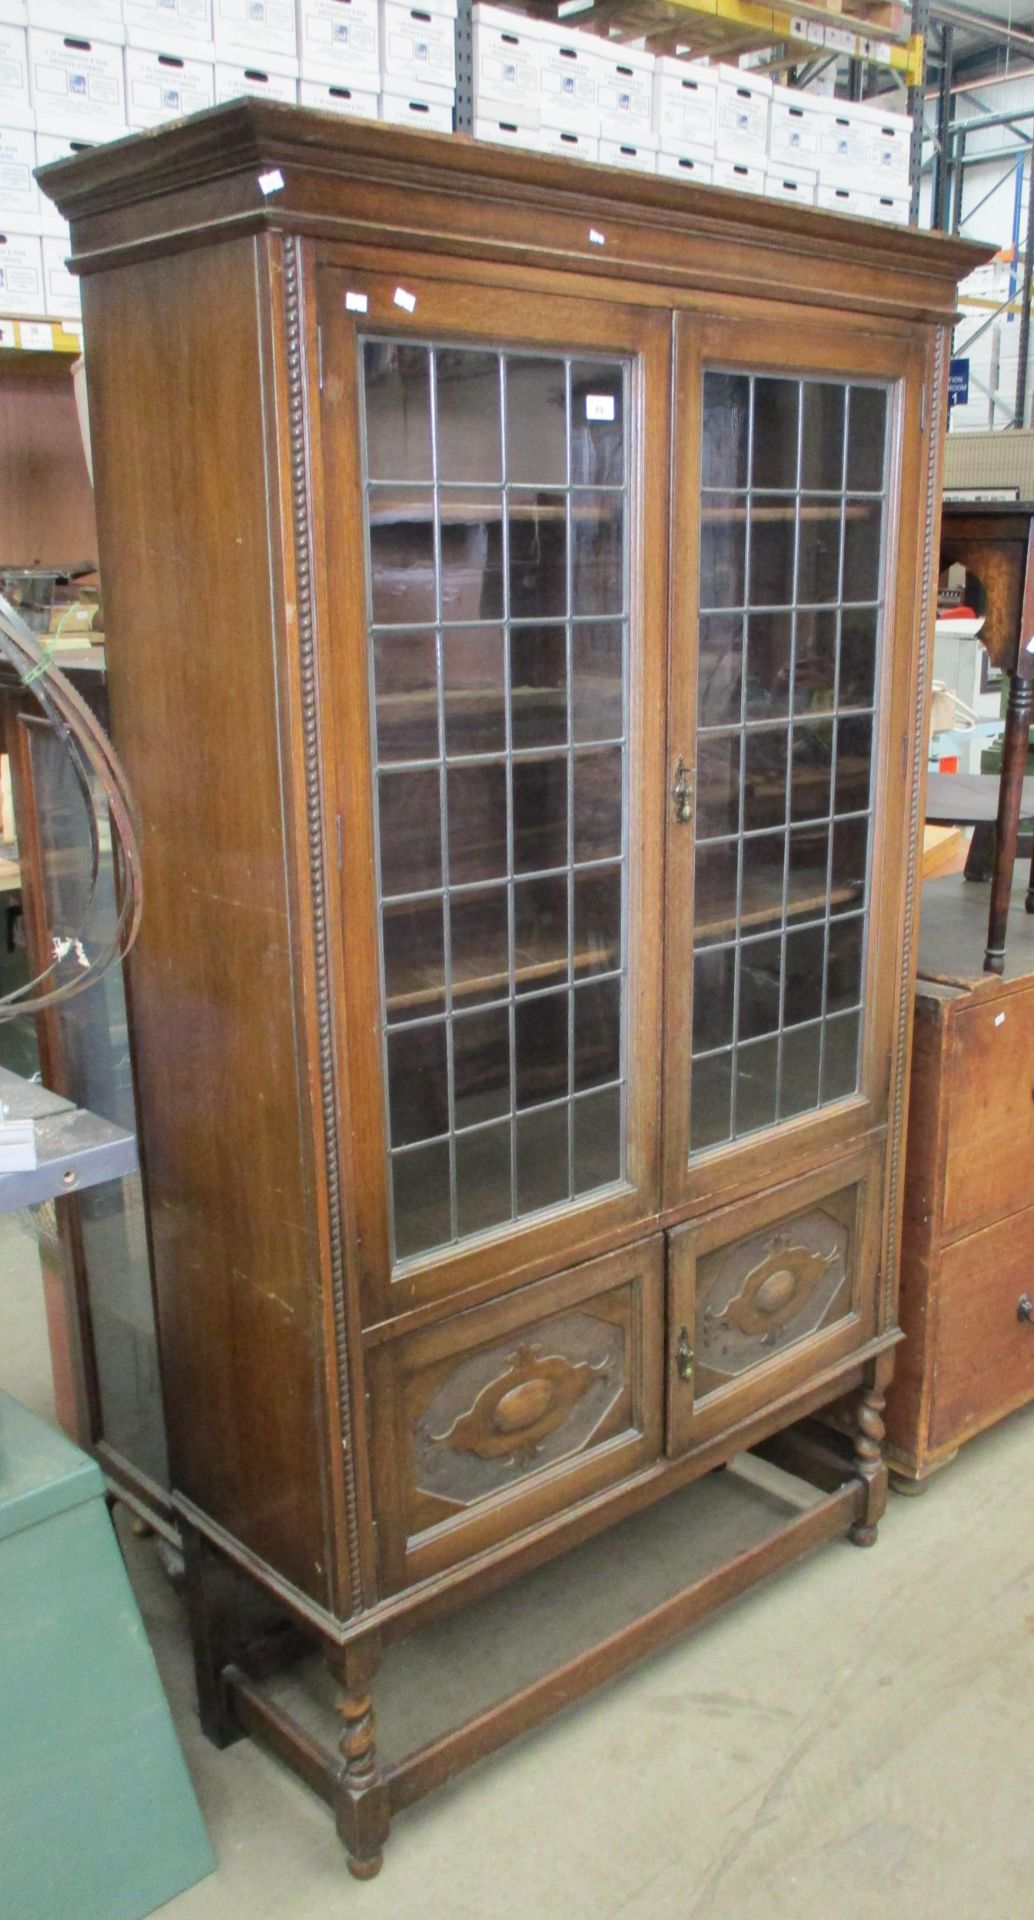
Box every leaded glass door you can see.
[318,273,668,1319]
[664,313,927,1215]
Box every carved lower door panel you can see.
[666,1146,883,1454]
[368,1239,663,1590]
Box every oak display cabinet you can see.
[39,104,984,1877]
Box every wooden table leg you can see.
[985,669,1034,973]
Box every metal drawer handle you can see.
[1018,1294,1033,1325]
[672,757,694,826]
[675,1324,694,1383]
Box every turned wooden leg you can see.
[985,669,1034,973]
[328,1642,390,1880]
[849,1380,889,1548]
[180,1518,245,1749]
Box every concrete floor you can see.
[4,1211,1034,1920]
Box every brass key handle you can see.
[675,1325,694,1383]
[672,758,694,825]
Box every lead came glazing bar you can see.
[689,368,889,1156]
[359,337,633,1264]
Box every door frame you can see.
[312,262,671,1329]
[662,308,927,1217]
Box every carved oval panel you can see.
[695,1204,852,1399]
[412,1310,625,1507]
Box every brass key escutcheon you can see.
[675,1324,694,1383]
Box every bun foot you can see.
[347,1852,384,1882]
[849,1520,878,1548]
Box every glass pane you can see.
[363,341,432,481]
[509,491,567,618]
[506,355,567,484]
[369,487,436,625]
[378,768,441,897]
[393,1141,451,1261]
[514,757,568,873]
[456,1122,512,1237]
[572,622,624,742]
[514,873,568,993]
[696,733,740,840]
[373,630,438,763]
[751,378,799,489]
[570,361,625,487]
[448,763,507,884]
[573,747,622,862]
[801,382,845,491]
[387,1020,447,1146]
[516,990,569,1109]
[574,865,621,979]
[453,1005,511,1128]
[517,1102,570,1213]
[436,349,501,483]
[690,366,888,1155]
[383,898,445,1021]
[744,612,791,721]
[443,626,506,757]
[360,337,631,1260]
[702,371,749,489]
[700,497,746,609]
[573,1085,622,1191]
[439,490,505,622]
[573,977,621,1091]
[698,613,743,729]
[450,888,509,1007]
[510,625,567,747]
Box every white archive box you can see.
[35,131,95,233]
[0,228,42,311]
[856,101,911,189]
[715,67,770,163]
[471,5,539,116]
[764,165,816,206]
[656,144,712,185]
[599,130,656,173]
[0,124,38,228]
[379,75,453,130]
[40,229,77,313]
[0,0,26,22]
[814,97,867,183]
[27,0,124,43]
[768,82,823,171]
[713,156,764,194]
[380,0,455,91]
[298,0,379,82]
[0,24,33,127]
[817,181,869,216]
[538,122,596,161]
[124,0,214,52]
[596,42,653,138]
[299,74,377,113]
[473,108,539,147]
[29,30,126,137]
[652,58,717,152]
[125,46,215,124]
[214,0,297,61]
[867,190,909,225]
[215,53,298,99]
[536,21,601,137]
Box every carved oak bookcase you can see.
[39,105,984,1877]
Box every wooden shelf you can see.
[695,865,863,940]
[387,942,618,1015]
[519,0,918,75]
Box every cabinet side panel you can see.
[81,239,330,1604]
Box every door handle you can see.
[675,1324,694,1384]
[1018,1294,1033,1324]
[672,757,694,825]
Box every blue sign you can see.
[948,357,970,407]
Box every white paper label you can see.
[20,321,52,348]
[257,168,284,195]
[588,228,605,245]
[995,1012,1006,1026]
[0,319,16,348]
[345,291,368,312]
[586,394,615,421]
[393,285,416,312]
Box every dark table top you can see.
[925,771,1034,825]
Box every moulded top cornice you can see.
[36,97,991,299]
